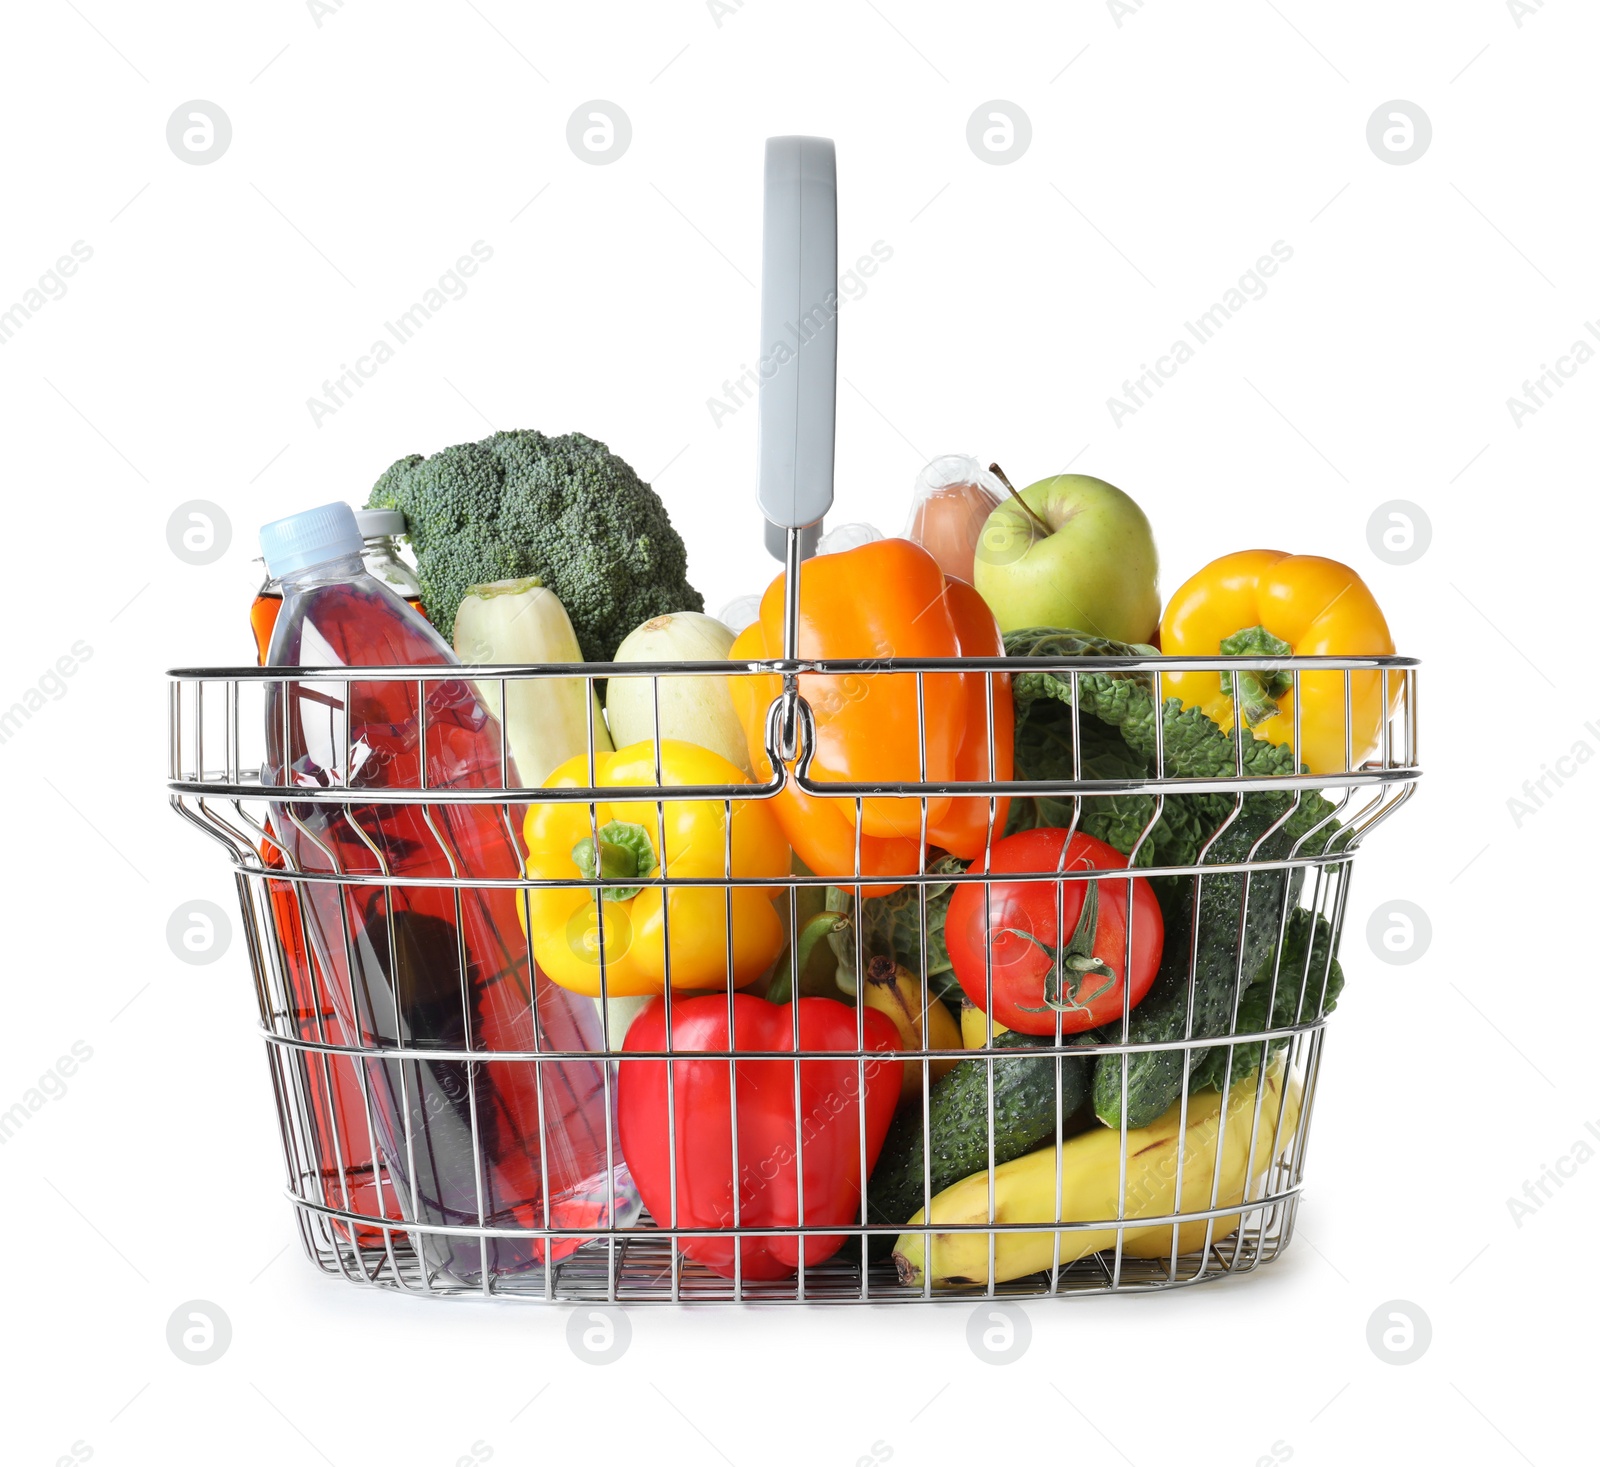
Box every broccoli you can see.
[991,629,1346,1128]
[366,429,703,662]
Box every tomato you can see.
[946,829,1163,1036]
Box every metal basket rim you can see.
[166,652,1422,680]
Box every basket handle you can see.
[758,135,836,561]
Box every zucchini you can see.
[605,611,750,774]
[866,1031,1093,1245]
[452,577,611,787]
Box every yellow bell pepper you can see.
[1160,549,1396,776]
[522,739,790,997]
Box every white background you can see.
[3,1,1594,1463]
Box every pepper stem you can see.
[1218,624,1295,727]
[571,820,657,902]
[766,911,849,1003]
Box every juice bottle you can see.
[352,507,427,611]
[258,840,389,1246]
[259,502,616,1285]
[251,508,427,660]
[255,572,388,1248]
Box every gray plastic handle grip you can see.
[757,136,837,550]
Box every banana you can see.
[893,1060,1303,1287]
[959,997,1008,1049]
[861,957,963,1100]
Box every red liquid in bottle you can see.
[255,588,391,1246]
[264,573,610,1283]
[252,588,426,660]
[259,838,391,1246]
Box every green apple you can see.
[973,474,1159,642]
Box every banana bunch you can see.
[892,1060,1303,1287]
[958,996,1008,1049]
[861,957,962,1101]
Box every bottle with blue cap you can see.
[250,505,426,663]
[258,502,615,1286]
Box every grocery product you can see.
[894,1060,1302,1287]
[727,538,1013,893]
[259,502,618,1283]
[945,828,1164,1036]
[451,576,611,788]
[958,997,1007,1049]
[1159,549,1396,775]
[353,506,426,606]
[618,993,903,1279]
[859,957,962,1099]
[903,454,1003,583]
[250,507,426,659]
[366,428,702,662]
[973,472,1160,643]
[604,611,749,774]
[521,739,790,996]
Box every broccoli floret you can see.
[367,429,703,662]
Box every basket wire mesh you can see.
[167,631,1418,1304]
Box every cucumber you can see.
[1188,908,1344,1094]
[866,1031,1092,1243]
[1091,812,1322,1129]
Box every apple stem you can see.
[989,462,1052,538]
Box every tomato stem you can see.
[1009,876,1116,1015]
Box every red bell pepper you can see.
[618,994,904,1280]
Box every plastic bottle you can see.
[250,508,427,661]
[259,502,619,1285]
[253,669,387,1250]
[903,454,1004,585]
[353,507,426,607]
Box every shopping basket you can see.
[166,137,1419,1303]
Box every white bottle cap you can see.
[717,594,763,635]
[815,522,883,556]
[354,507,406,539]
[259,502,365,579]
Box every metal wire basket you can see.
[165,138,1420,1303]
[166,639,1417,1303]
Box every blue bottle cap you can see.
[259,503,365,579]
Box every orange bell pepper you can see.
[729,539,1012,895]
[1159,549,1397,776]
[938,576,1016,859]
